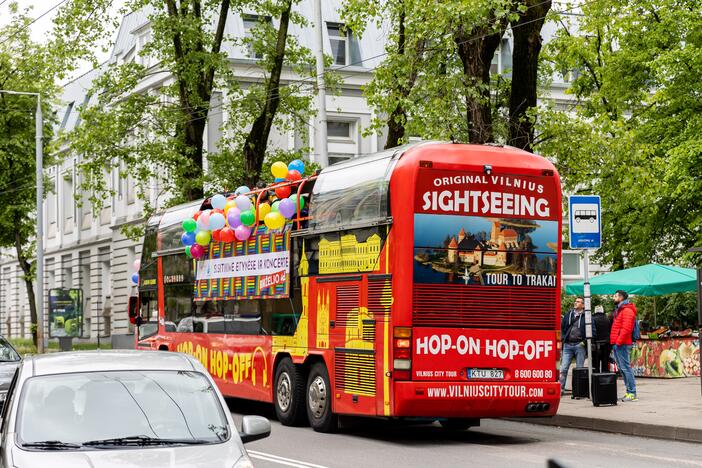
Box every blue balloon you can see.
[288,159,305,175]
[235,185,251,195]
[211,194,227,210]
[131,273,139,284]
[181,231,196,246]
[275,177,286,183]
[209,212,226,231]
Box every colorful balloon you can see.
[235,195,252,211]
[289,194,304,210]
[271,161,288,179]
[195,230,211,246]
[190,244,205,259]
[224,200,237,214]
[235,225,252,241]
[271,200,280,213]
[193,211,201,221]
[131,273,139,284]
[182,218,197,233]
[278,198,296,219]
[197,209,212,230]
[275,177,286,183]
[227,208,242,228]
[235,185,251,195]
[288,159,305,175]
[220,226,235,243]
[240,209,256,227]
[275,185,291,199]
[185,245,193,258]
[264,211,285,230]
[132,259,141,271]
[209,212,226,231]
[181,231,196,246]
[211,229,222,243]
[287,169,302,181]
[211,194,227,210]
[258,202,271,219]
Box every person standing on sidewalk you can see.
[611,290,638,401]
[592,305,612,372]
[559,297,588,394]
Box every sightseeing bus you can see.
[132,141,563,432]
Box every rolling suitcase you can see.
[571,367,590,399]
[592,372,618,406]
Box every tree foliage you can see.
[60,0,323,221]
[341,0,552,150]
[538,0,702,267]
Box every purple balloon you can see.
[227,208,242,228]
[278,198,296,219]
[234,225,252,241]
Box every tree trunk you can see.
[14,219,37,348]
[242,0,292,187]
[455,23,504,144]
[508,0,551,152]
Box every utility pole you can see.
[0,90,44,354]
[313,0,328,167]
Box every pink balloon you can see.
[227,207,242,228]
[190,244,205,259]
[197,210,212,230]
[234,225,252,241]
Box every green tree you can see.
[538,0,702,267]
[60,0,324,220]
[0,5,60,347]
[342,0,552,150]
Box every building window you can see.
[328,153,352,166]
[242,15,271,59]
[562,252,582,277]
[136,28,152,67]
[327,121,352,139]
[327,23,349,66]
[62,172,74,231]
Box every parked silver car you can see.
[0,336,21,407]
[0,350,270,468]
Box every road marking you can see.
[248,450,329,468]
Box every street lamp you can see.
[0,90,44,354]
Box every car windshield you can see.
[0,337,20,362]
[17,370,228,447]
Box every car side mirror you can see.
[239,415,270,444]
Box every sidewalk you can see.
[516,377,702,443]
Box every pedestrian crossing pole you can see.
[583,249,593,401]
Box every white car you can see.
[0,350,269,468]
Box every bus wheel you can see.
[439,418,479,431]
[306,362,338,433]
[274,359,307,426]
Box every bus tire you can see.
[274,358,307,426]
[306,362,338,433]
[439,418,479,431]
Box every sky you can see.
[0,0,125,84]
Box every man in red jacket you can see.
[610,290,638,401]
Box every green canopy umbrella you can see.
[564,263,698,326]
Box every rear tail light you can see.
[393,327,412,379]
[555,331,562,351]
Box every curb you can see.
[509,415,702,444]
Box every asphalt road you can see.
[227,399,702,468]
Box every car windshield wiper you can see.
[22,440,82,450]
[83,435,209,447]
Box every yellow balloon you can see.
[271,161,288,179]
[258,202,271,219]
[264,211,285,230]
[224,200,237,214]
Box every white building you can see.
[0,4,581,345]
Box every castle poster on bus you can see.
[413,213,558,287]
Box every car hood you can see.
[11,440,245,468]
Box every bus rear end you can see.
[390,143,562,421]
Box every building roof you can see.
[25,350,198,376]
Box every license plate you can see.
[468,368,504,379]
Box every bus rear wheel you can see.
[306,362,338,433]
[274,358,307,426]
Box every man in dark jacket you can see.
[592,305,612,372]
[610,290,638,401]
[559,297,588,394]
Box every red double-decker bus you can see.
[132,142,563,432]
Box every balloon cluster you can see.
[179,159,307,259]
[131,259,140,285]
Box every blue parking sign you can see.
[569,195,601,249]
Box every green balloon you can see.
[271,201,280,212]
[290,194,304,210]
[182,218,197,233]
[240,209,256,227]
[185,245,192,258]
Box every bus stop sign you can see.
[569,195,601,249]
